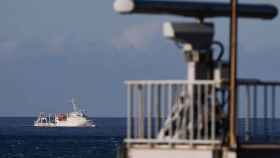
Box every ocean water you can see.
[0,117,125,158]
[1,117,280,158]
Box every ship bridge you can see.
[114,0,279,158]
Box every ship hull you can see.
[34,115,95,127]
[34,120,95,127]
[55,117,95,127]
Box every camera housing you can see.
[163,22,214,50]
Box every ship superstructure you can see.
[34,98,95,127]
[114,0,279,158]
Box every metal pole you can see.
[229,0,238,148]
[127,85,132,140]
[245,86,251,142]
[156,85,161,134]
[147,84,152,139]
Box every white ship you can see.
[34,98,95,127]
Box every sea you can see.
[1,117,280,158]
[0,117,125,158]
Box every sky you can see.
[0,0,279,117]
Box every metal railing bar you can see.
[190,83,194,143]
[271,86,276,119]
[161,85,166,134]
[133,86,138,139]
[127,85,132,140]
[231,79,280,86]
[271,86,276,131]
[182,84,188,140]
[264,86,268,137]
[197,84,202,140]
[125,139,222,145]
[147,84,152,139]
[245,85,251,142]
[125,80,219,85]
[175,84,181,139]
[168,84,173,141]
[204,85,209,140]
[154,85,161,134]
[211,85,216,141]
[138,85,145,138]
[126,79,280,86]
[253,85,258,136]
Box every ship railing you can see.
[125,80,223,146]
[237,79,280,144]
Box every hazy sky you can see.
[0,0,279,117]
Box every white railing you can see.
[125,80,223,145]
[125,79,280,145]
[237,80,280,143]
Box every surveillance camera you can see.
[163,22,214,50]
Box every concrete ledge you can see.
[128,147,220,158]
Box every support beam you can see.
[229,0,238,149]
[114,0,278,20]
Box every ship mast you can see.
[229,0,238,149]
[71,97,79,112]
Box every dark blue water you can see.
[0,117,125,158]
[1,117,280,158]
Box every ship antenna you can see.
[71,97,79,112]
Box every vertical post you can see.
[211,85,216,141]
[127,84,132,140]
[182,84,188,139]
[157,85,161,134]
[197,84,202,140]
[190,83,194,143]
[245,86,251,142]
[134,85,138,139]
[253,86,258,136]
[229,0,238,148]
[138,85,145,138]
[204,86,209,140]
[147,84,152,139]
[264,86,268,138]
[168,84,173,141]
[272,86,276,132]
[161,85,166,131]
